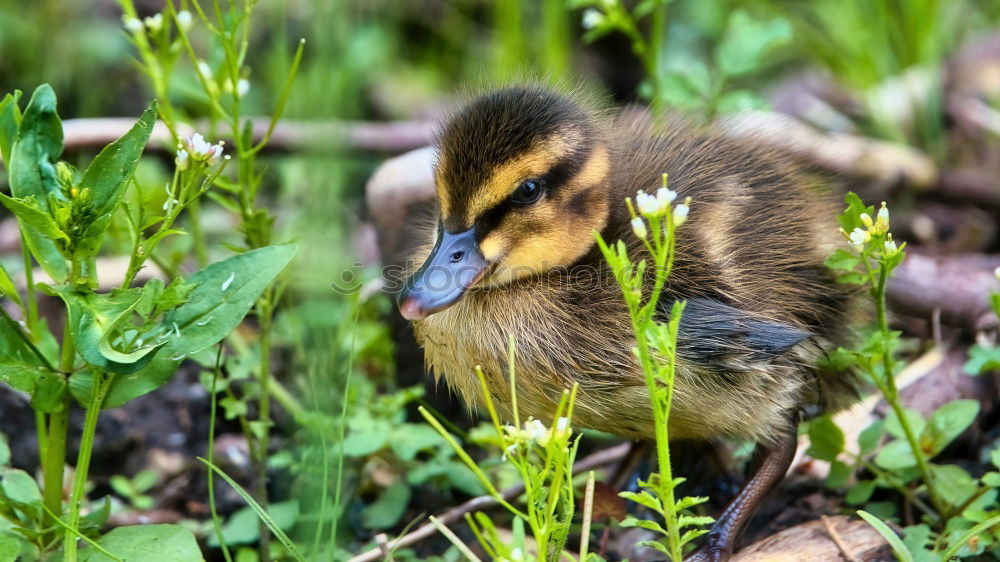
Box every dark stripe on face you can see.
[472,142,593,243]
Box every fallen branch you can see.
[56,117,434,154]
[346,441,631,562]
[888,252,1000,332]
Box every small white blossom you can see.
[123,16,143,34]
[524,419,547,442]
[883,238,898,255]
[175,148,189,171]
[206,144,224,166]
[994,266,999,281]
[635,190,659,216]
[849,227,870,250]
[183,133,225,165]
[631,217,647,239]
[673,203,690,226]
[236,78,250,97]
[143,13,163,33]
[176,10,193,31]
[555,417,569,432]
[656,187,677,211]
[196,60,213,80]
[581,8,604,30]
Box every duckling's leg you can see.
[684,428,797,562]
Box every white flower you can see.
[849,227,870,250]
[182,133,225,165]
[555,417,569,432]
[581,8,604,30]
[143,13,163,33]
[236,78,250,97]
[176,10,193,31]
[631,217,647,239]
[635,190,659,216]
[206,144,224,166]
[123,16,143,34]
[883,238,897,255]
[656,187,677,211]
[196,60,213,80]
[673,203,690,226]
[524,419,547,442]
[175,148,189,171]
[994,266,999,281]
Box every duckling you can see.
[396,86,859,561]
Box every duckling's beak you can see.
[398,227,489,320]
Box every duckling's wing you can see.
[671,298,811,367]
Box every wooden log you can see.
[732,515,893,561]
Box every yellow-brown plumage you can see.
[401,86,857,445]
[396,85,860,560]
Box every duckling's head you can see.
[398,87,612,320]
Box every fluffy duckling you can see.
[397,86,858,560]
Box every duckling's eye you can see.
[511,179,544,205]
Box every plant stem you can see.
[254,292,273,560]
[42,315,75,534]
[207,346,233,562]
[64,371,112,562]
[871,259,944,514]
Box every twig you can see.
[53,117,434,155]
[346,442,631,562]
[821,514,860,562]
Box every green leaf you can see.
[47,286,162,374]
[0,90,23,164]
[73,104,156,260]
[807,415,844,461]
[856,510,914,562]
[361,480,411,530]
[80,524,203,562]
[836,271,868,285]
[923,399,979,457]
[0,263,20,305]
[846,479,877,505]
[444,461,486,497]
[207,500,299,547]
[875,439,917,469]
[826,249,861,271]
[619,490,662,512]
[858,421,885,455]
[7,85,67,281]
[0,434,9,466]
[964,344,1000,375]
[1,469,43,522]
[826,460,852,489]
[389,424,445,461]
[0,193,67,241]
[101,244,297,407]
[929,464,977,509]
[714,89,768,113]
[715,10,791,77]
[30,369,67,414]
[620,516,668,535]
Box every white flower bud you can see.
[994,266,999,281]
[859,213,873,228]
[197,60,213,80]
[875,202,890,232]
[236,78,250,97]
[673,203,690,226]
[631,217,647,239]
[582,8,604,30]
[175,148,189,171]
[176,10,193,31]
[123,17,143,34]
[143,13,163,33]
